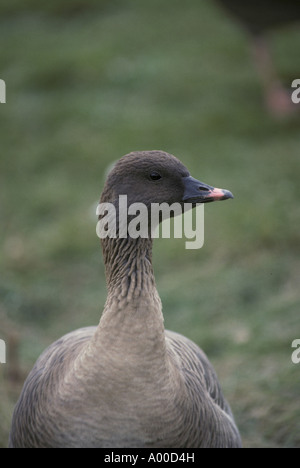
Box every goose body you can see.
[9,151,241,448]
[215,0,300,35]
[215,0,300,116]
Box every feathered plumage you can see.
[10,151,241,448]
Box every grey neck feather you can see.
[73,234,168,385]
[98,234,165,346]
[102,235,155,302]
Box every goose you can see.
[9,150,241,448]
[215,0,300,116]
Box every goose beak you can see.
[182,176,234,204]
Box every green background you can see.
[0,0,300,448]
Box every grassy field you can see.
[1,0,300,448]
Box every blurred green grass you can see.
[1,0,300,448]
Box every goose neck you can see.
[102,236,156,303]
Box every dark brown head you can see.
[100,150,233,208]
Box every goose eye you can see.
[149,172,162,181]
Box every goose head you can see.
[100,150,233,209]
